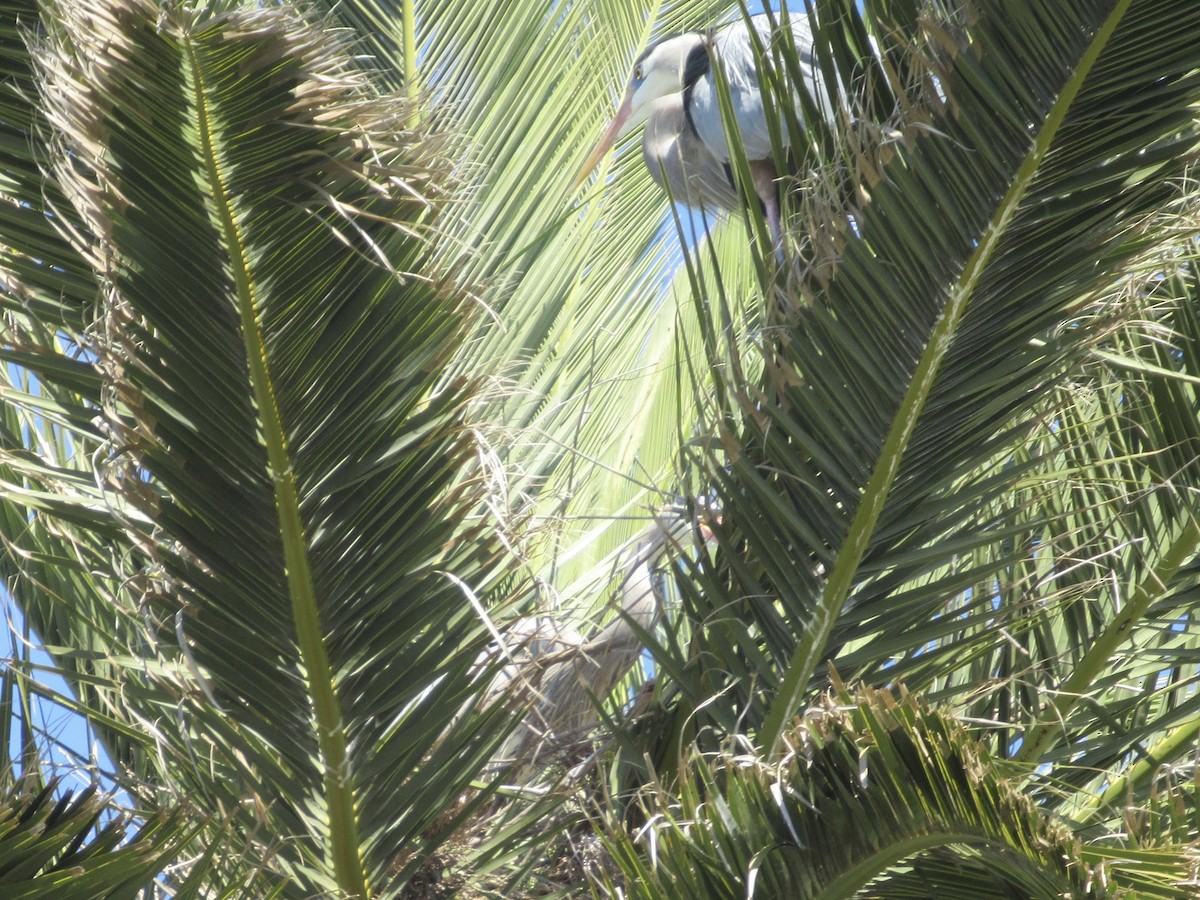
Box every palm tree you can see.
[0,0,1198,897]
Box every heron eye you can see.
[633,64,644,82]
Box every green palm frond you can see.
[600,688,1195,899]
[646,0,1200,755]
[0,777,208,899]
[3,0,1199,894]
[1,0,533,894]
[0,0,93,328]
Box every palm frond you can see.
[650,0,1200,755]
[313,0,765,590]
[2,0,530,893]
[599,688,1195,898]
[0,777,206,898]
[0,0,94,328]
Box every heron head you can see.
[573,32,706,189]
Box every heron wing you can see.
[690,14,829,162]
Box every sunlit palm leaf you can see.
[3,0,1199,894]
[315,0,765,592]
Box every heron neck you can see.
[643,95,687,151]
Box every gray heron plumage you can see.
[641,92,740,213]
[575,13,836,249]
[488,507,711,780]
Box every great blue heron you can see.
[574,13,836,248]
[488,509,705,781]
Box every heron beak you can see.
[572,90,635,191]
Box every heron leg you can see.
[749,158,784,259]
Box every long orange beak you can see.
[572,90,634,191]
